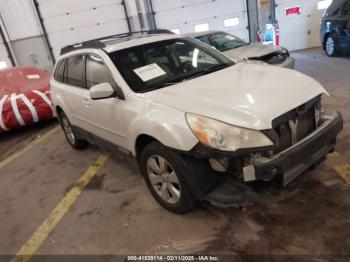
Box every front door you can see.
[80,54,129,149]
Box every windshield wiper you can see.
[151,64,233,90]
[201,63,232,75]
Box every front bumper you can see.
[278,57,295,69]
[251,112,343,186]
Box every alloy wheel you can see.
[326,37,335,56]
[146,155,181,204]
[61,115,76,145]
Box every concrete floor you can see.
[0,47,350,257]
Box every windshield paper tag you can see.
[133,63,166,82]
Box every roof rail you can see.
[60,29,174,55]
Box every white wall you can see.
[0,0,330,70]
[37,0,130,59]
[0,0,41,69]
[0,18,13,68]
[0,0,41,40]
[152,0,249,41]
[276,0,324,50]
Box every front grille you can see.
[267,53,288,65]
[271,97,321,154]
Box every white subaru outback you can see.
[51,31,343,213]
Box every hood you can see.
[145,63,326,130]
[223,44,283,61]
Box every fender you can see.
[128,101,198,156]
[51,84,77,125]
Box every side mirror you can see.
[89,82,115,100]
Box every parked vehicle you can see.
[321,0,350,57]
[51,31,343,213]
[188,31,295,69]
[0,67,54,133]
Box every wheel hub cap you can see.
[326,37,334,55]
[62,117,75,144]
[147,155,181,204]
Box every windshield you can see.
[109,37,234,93]
[206,32,248,52]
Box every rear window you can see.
[54,60,66,83]
[65,55,85,88]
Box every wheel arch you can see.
[55,105,63,115]
[323,33,332,50]
[135,134,158,163]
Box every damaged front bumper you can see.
[249,111,343,186]
[187,111,343,188]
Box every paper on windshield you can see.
[133,63,166,82]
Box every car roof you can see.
[103,33,184,53]
[186,30,224,38]
[59,30,184,57]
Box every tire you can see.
[140,141,197,214]
[325,35,338,57]
[58,111,88,150]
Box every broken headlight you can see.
[186,114,274,152]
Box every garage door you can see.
[0,41,11,69]
[0,24,12,69]
[152,0,250,41]
[36,0,130,59]
[276,0,324,50]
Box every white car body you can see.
[51,32,342,213]
[52,47,321,154]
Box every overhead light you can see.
[317,0,332,10]
[224,17,240,27]
[194,23,209,33]
[171,28,180,34]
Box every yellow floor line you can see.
[335,164,350,185]
[0,126,60,170]
[10,153,109,262]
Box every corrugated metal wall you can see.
[152,0,249,41]
[0,0,53,70]
[0,0,327,70]
[36,0,130,59]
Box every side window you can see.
[86,54,116,89]
[343,1,350,15]
[65,55,85,88]
[54,59,66,82]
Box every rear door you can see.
[60,55,89,129]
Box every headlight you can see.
[186,114,274,152]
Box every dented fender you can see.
[128,100,198,156]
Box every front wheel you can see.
[325,35,338,57]
[59,111,88,150]
[140,142,197,214]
